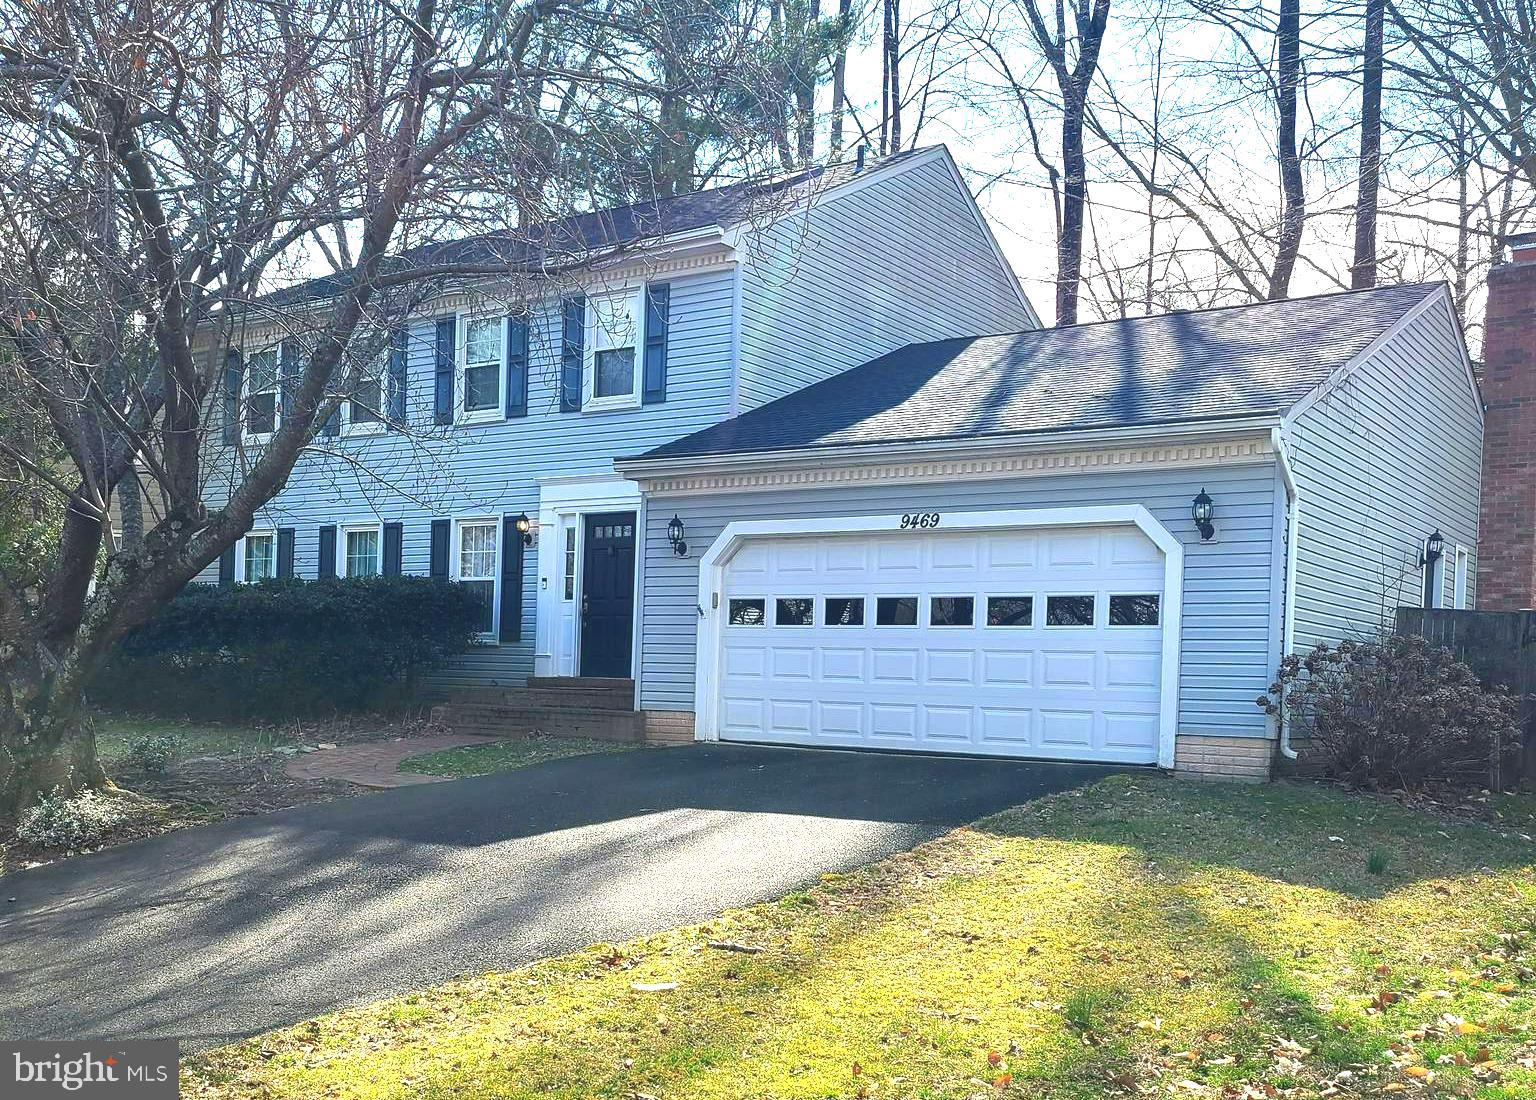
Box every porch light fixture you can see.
[1420,528,1445,568]
[667,514,688,557]
[1191,489,1215,541]
[513,512,534,546]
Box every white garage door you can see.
[714,524,1167,764]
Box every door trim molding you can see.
[535,475,643,680]
[692,505,1185,768]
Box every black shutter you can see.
[222,349,242,445]
[499,515,524,643]
[560,295,585,412]
[429,518,449,579]
[383,521,403,576]
[387,326,408,425]
[317,524,337,579]
[276,528,295,579]
[218,546,235,586]
[433,316,455,425]
[643,283,670,404]
[279,338,300,428]
[505,315,529,418]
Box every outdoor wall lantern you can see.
[1420,528,1445,609]
[667,514,689,557]
[513,512,534,546]
[1191,488,1216,541]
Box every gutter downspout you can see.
[1272,426,1300,760]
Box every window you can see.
[930,596,974,626]
[1453,546,1470,609]
[343,525,381,578]
[343,347,388,436]
[562,523,577,601]
[456,520,499,636]
[1108,594,1160,626]
[244,346,280,439]
[586,288,643,407]
[728,598,765,625]
[986,596,1033,627]
[462,317,502,418]
[775,598,814,626]
[875,596,918,626]
[824,597,864,625]
[1045,595,1095,626]
[241,531,275,583]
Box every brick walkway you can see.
[283,734,504,788]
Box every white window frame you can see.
[338,521,384,578]
[341,345,391,438]
[583,285,646,412]
[242,343,282,444]
[1453,545,1470,609]
[458,314,505,424]
[236,529,277,583]
[453,516,502,641]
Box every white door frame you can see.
[694,505,1185,768]
[535,474,644,680]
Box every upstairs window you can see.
[343,347,387,435]
[461,317,502,419]
[244,346,280,440]
[586,288,643,408]
[241,531,275,583]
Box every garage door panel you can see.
[924,649,976,685]
[715,523,1165,765]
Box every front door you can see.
[579,511,636,677]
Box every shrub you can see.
[1258,634,1520,790]
[124,733,179,773]
[93,576,486,721]
[17,787,128,849]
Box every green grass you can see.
[182,776,1536,1100]
[94,715,296,762]
[398,736,640,777]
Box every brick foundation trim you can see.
[641,710,697,745]
[1173,733,1274,782]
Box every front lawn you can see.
[399,734,641,777]
[184,775,1536,1099]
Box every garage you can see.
[695,509,1182,765]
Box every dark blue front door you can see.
[580,512,636,677]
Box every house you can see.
[202,146,1038,698]
[614,281,1483,780]
[1473,231,1536,608]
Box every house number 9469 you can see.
[899,513,941,529]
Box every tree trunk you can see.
[1269,0,1305,300]
[829,0,853,156]
[1,641,107,821]
[118,472,144,549]
[1351,0,1384,289]
[1058,92,1088,325]
[885,0,902,153]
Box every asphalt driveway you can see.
[0,743,1115,1047]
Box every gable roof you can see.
[626,282,1447,464]
[261,148,935,308]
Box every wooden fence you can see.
[1394,607,1536,783]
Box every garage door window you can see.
[930,596,974,626]
[986,595,1033,627]
[876,596,918,626]
[825,597,864,625]
[1045,595,1095,626]
[729,598,765,625]
[1109,594,1160,626]
[775,598,815,626]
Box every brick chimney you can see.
[1478,231,1536,609]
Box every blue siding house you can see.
[617,283,1482,779]
[203,147,1037,696]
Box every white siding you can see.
[734,153,1036,410]
[640,461,1280,739]
[1285,293,1483,648]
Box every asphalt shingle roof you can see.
[263,149,932,307]
[631,282,1446,462]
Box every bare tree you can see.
[1351,0,1386,287]
[0,0,779,815]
